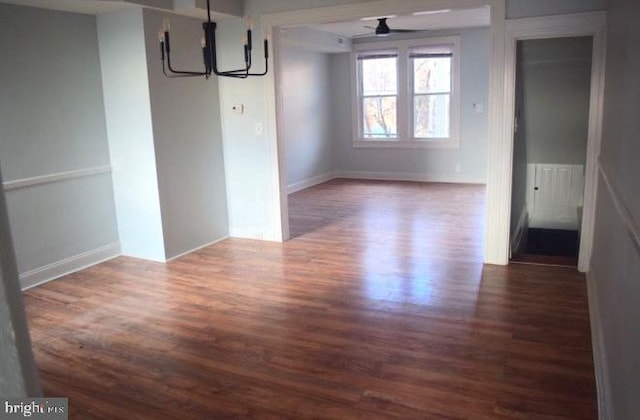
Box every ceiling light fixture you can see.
[363,18,420,37]
[158,0,268,79]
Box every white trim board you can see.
[2,165,112,191]
[229,227,271,241]
[586,271,613,420]
[287,171,485,195]
[287,172,337,195]
[20,242,121,291]
[166,236,230,262]
[336,171,485,185]
[599,163,640,256]
[491,11,607,271]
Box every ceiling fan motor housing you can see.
[376,18,391,35]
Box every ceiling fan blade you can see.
[389,28,420,33]
[353,33,375,38]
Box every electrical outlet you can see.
[255,122,264,136]
[232,104,244,114]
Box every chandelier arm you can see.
[161,29,208,76]
[242,38,269,76]
[246,58,268,76]
[162,53,204,78]
[205,22,254,78]
[166,50,208,76]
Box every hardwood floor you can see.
[23,179,597,419]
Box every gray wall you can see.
[590,0,640,418]
[331,28,490,183]
[98,9,166,262]
[510,45,527,242]
[99,8,230,261]
[520,37,592,165]
[217,18,277,239]
[0,169,40,397]
[278,37,334,188]
[506,0,606,18]
[0,4,119,283]
[143,9,229,259]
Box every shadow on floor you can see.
[511,227,579,267]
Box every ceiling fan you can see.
[364,18,420,37]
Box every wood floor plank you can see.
[23,179,597,419]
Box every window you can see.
[411,46,452,139]
[352,37,460,148]
[358,51,398,139]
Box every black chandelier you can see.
[159,0,268,79]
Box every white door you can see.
[527,163,584,230]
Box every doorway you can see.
[509,36,593,266]
[262,0,503,245]
[499,12,607,271]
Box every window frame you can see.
[351,36,461,149]
[357,50,400,140]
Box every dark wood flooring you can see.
[23,179,597,419]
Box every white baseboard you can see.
[586,272,613,420]
[229,227,267,240]
[286,171,484,195]
[166,236,229,262]
[20,242,121,291]
[335,170,485,184]
[287,172,337,194]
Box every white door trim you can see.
[499,11,607,271]
[262,0,507,246]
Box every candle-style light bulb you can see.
[201,37,206,48]
[162,18,171,32]
[247,17,254,30]
[158,31,164,43]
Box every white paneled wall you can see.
[526,163,585,229]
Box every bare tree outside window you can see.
[360,55,398,138]
[412,54,452,139]
[354,40,458,146]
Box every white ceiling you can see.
[307,6,490,39]
[0,0,233,19]
[0,0,137,15]
[0,1,490,36]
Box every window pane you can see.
[413,57,451,94]
[361,57,397,96]
[414,94,450,138]
[363,96,397,138]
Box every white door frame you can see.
[500,12,607,272]
[262,0,507,253]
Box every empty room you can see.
[1,0,639,419]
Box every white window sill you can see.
[353,139,460,150]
